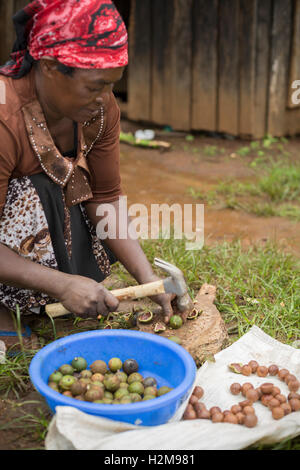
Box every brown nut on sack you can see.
[281,403,292,415]
[289,399,300,412]
[245,389,259,402]
[241,383,254,396]
[271,386,281,397]
[268,364,279,376]
[248,360,259,373]
[189,395,199,406]
[256,366,268,377]
[210,406,222,415]
[241,365,252,376]
[268,398,281,409]
[236,412,246,425]
[272,407,285,420]
[278,369,289,381]
[183,405,197,420]
[193,386,204,399]
[288,380,300,392]
[230,383,242,395]
[231,404,242,414]
[211,412,224,423]
[223,413,238,424]
[244,414,258,428]
[197,408,211,419]
[261,383,274,394]
[261,394,273,406]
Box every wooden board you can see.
[268,0,293,136]
[218,0,240,136]
[286,108,300,136]
[0,1,15,64]
[14,0,29,12]
[127,0,152,122]
[151,0,174,126]
[239,0,257,138]
[191,0,218,132]
[253,0,272,138]
[167,0,193,131]
[288,0,300,109]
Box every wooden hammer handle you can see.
[45,279,165,318]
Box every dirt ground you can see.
[120,119,300,257]
[1,119,299,450]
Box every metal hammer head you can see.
[154,258,194,313]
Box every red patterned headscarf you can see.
[0,0,128,78]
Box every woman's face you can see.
[38,60,124,123]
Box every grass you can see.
[0,399,50,449]
[181,133,291,165]
[0,353,35,399]
[187,161,300,221]
[110,237,300,347]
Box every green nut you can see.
[115,371,128,383]
[71,356,87,371]
[157,386,173,396]
[119,396,132,404]
[169,315,183,329]
[129,392,142,402]
[103,375,121,392]
[142,395,156,401]
[59,375,76,391]
[114,388,130,400]
[90,360,107,375]
[79,369,93,379]
[128,381,144,395]
[144,386,157,397]
[49,371,63,384]
[108,357,123,372]
[127,372,143,384]
[48,381,60,392]
[59,364,74,376]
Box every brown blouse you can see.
[0,68,123,216]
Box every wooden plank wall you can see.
[1,0,299,137]
[127,0,300,138]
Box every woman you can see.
[0,0,175,351]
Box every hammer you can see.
[45,258,194,318]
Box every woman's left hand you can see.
[149,291,176,324]
[142,274,176,324]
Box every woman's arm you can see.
[85,200,175,322]
[0,243,119,316]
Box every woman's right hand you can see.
[57,274,119,318]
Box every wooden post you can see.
[151,0,174,126]
[14,0,30,11]
[191,0,218,132]
[253,0,272,139]
[0,1,15,65]
[288,0,300,109]
[268,0,293,136]
[167,0,193,131]
[127,0,152,122]
[218,0,240,136]
[239,0,257,138]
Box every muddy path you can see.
[120,120,300,257]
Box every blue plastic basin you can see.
[29,329,196,426]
